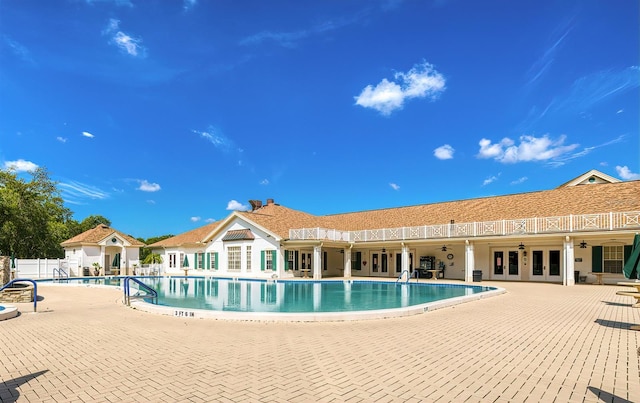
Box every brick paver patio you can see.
[1,280,639,402]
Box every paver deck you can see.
[1,280,639,402]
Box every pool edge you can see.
[129,283,506,322]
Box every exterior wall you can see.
[206,221,280,278]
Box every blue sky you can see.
[1,0,638,239]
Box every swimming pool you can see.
[40,277,504,321]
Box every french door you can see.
[371,252,389,277]
[531,249,561,282]
[492,250,521,280]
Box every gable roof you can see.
[61,224,145,247]
[235,204,321,239]
[557,169,621,188]
[146,221,221,248]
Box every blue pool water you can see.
[42,277,494,313]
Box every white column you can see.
[313,245,322,280]
[277,247,285,278]
[343,247,352,278]
[464,240,475,282]
[122,246,126,275]
[563,236,575,286]
[402,245,410,278]
[100,245,105,276]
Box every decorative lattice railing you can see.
[288,211,640,243]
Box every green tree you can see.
[142,253,163,265]
[0,167,72,258]
[66,215,112,238]
[138,234,173,262]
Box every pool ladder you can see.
[396,270,410,284]
[53,267,68,282]
[123,276,158,306]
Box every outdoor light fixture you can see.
[579,240,587,249]
[441,246,447,252]
[518,243,525,250]
[382,248,386,253]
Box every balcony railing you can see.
[288,211,640,243]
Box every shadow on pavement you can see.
[587,386,632,403]
[0,369,49,403]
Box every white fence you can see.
[11,258,73,279]
[10,259,163,279]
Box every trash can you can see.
[574,271,580,283]
[473,270,482,282]
[83,267,90,277]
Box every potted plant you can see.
[92,262,102,276]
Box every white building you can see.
[148,170,640,286]
[61,224,144,276]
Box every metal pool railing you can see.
[123,276,158,306]
[52,268,68,282]
[0,278,38,312]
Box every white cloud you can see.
[205,218,216,223]
[389,183,400,191]
[510,177,528,185]
[103,18,146,57]
[3,36,34,64]
[82,131,95,138]
[58,180,109,204]
[146,200,156,204]
[226,200,251,211]
[240,15,357,48]
[137,180,161,192]
[260,179,269,185]
[190,216,201,222]
[3,159,38,172]
[183,0,197,11]
[57,136,67,143]
[616,166,640,180]
[434,144,454,160]
[483,175,499,186]
[194,127,233,152]
[355,61,446,115]
[477,135,578,164]
[616,109,624,114]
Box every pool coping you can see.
[129,281,506,322]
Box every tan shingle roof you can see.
[323,181,640,231]
[152,180,640,243]
[61,224,145,247]
[317,180,640,231]
[146,221,221,248]
[237,204,321,239]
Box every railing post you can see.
[610,212,613,230]
[569,214,573,232]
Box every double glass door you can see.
[492,250,521,280]
[531,249,561,281]
[371,252,389,277]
